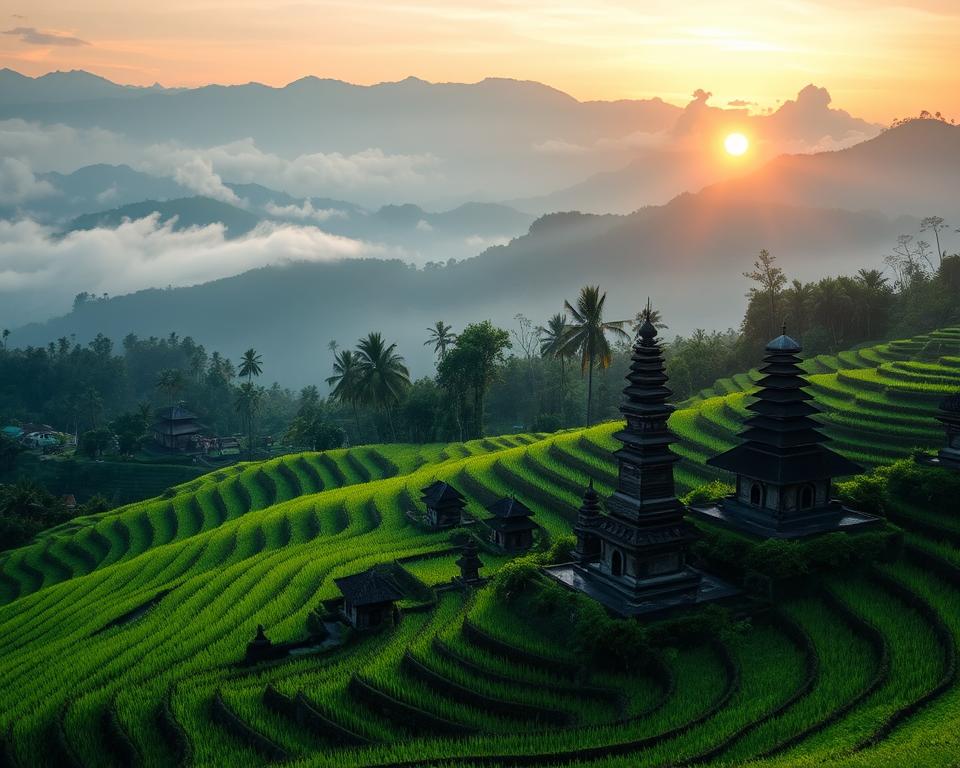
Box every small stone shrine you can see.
[545,307,737,617]
[420,480,467,528]
[485,497,536,552]
[454,538,484,585]
[334,568,403,630]
[692,327,880,538]
[245,624,280,664]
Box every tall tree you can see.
[155,369,185,407]
[327,349,365,440]
[539,313,571,412]
[356,332,410,441]
[743,249,787,336]
[559,285,629,426]
[424,321,456,362]
[440,322,511,438]
[234,382,263,454]
[921,216,949,265]
[238,348,263,382]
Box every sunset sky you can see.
[2,1,959,122]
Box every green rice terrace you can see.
[2,326,960,768]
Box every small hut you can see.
[935,393,960,470]
[420,481,466,528]
[485,497,536,552]
[334,568,404,630]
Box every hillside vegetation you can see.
[1,328,959,767]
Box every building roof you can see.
[334,568,404,607]
[421,480,466,506]
[707,331,861,483]
[151,421,204,437]
[154,405,200,422]
[486,496,534,519]
[766,326,802,353]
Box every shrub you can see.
[682,480,735,506]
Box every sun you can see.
[724,132,749,156]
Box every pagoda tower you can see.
[546,306,736,616]
[934,393,960,470]
[455,538,484,584]
[697,327,878,537]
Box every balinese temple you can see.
[545,309,737,617]
[420,481,467,528]
[454,538,484,585]
[933,393,960,470]
[244,624,279,664]
[692,327,880,537]
[151,403,204,451]
[485,497,536,552]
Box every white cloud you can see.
[415,218,434,232]
[140,139,439,200]
[0,157,56,205]
[264,199,348,222]
[168,155,240,204]
[0,216,384,325]
[0,120,134,172]
[95,184,118,204]
[465,234,510,249]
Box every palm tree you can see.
[538,313,571,411]
[854,268,890,339]
[1,329,9,349]
[783,279,815,337]
[356,332,410,440]
[235,382,262,455]
[155,369,186,407]
[327,349,364,440]
[327,340,339,358]
[559,286,629,426]
[424,321,456,362]
[238,348,263,382]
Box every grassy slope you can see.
[0,328,958,766]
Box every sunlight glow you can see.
[724,132,749,156]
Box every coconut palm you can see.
[356,332,410,440]
[327,349,365,440]
[234,382,263,454]
[238,348,263,382]
[424,321,456,362]
[538,313,571,411]
[559,285,629,426]
[155,369,186,407]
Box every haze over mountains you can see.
[1,68,954,383]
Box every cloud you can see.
[168,155,240,204]
[0,216,383,326]
[140,139,440,199]
[264,199,348,222]
[0,120,134,173]
[415,218,434,232]
[727,99,755,108]
[0,157,55,205]
[95,184,118,204]
[2,27,88,46]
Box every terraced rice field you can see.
[0,327,958,766]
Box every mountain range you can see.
[13,119,951,385]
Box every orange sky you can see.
[2,1,958,122]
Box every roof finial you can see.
[781,322,787,337]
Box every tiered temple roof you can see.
[709,328,861,483]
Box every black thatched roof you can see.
[708,329,861,483]
[154,405,200,422]
[334,569,403,606]
[421,481,465,506]
[486,497,533,519]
